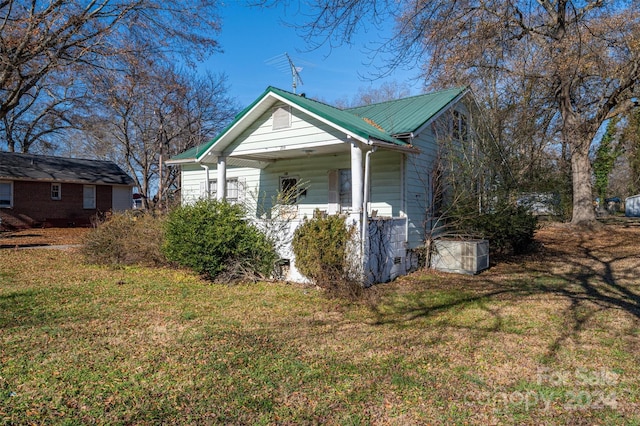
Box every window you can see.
[51,183,61,200]
[453,110,469,142]
[0,181,12,208]
[226,179,239,201]
[339,169,352,211]
[272,106,291,130]
[204,178,242,203]
[83,185,96,209]
[328,169,352,214]
[279,176,299,204]
[206,180,217,199]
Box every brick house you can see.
[0,152,135,229]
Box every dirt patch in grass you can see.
[0,227,89,248]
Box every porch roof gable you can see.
[169,86,466,163]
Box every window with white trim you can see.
[226,178,239,201]
[202,178,243,203]
[51,183,61,200]
[272,106,291,130]
[83,185,96,209]
[0,181,12,208]
[339,169,352,211]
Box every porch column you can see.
[216,156,226,200]
[350,141,363,213]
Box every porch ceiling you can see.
[201,140,351,164]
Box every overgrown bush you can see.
[82,211,166,266]
[453,202,538,255]
[292,212,362,298]
[163,199,277,282]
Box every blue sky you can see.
[198,2,423,107]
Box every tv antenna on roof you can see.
[265,52,304,93]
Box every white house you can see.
[167,86,479,283]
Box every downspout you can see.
[361,147,377,280]
[200,163,210,198]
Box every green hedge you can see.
[163,199,277,282]
[292,213,362,297]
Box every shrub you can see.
[163,199,277,282]
[453,201,538,255]
[82,211,166,266]
[292,213,361,297]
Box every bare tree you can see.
[0,0,221,138]
[620,109,640,196]
[333,81,412,108]
[76,60,238,209]
[0,71,84,153]
[291,0,640,225]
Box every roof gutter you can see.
[0,177,134,186]
[391,132,414,139]
[362,146,377,259]
[369,138,420,154]
[200,163,210,196]
[165,157,199,166]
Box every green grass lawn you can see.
[1,223,639,424]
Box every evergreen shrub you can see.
[292,212,361,297]
[163,199,276,282]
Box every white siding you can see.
[405,127,439,249]
[225,102,347,154]
[180,163,261,214]
[179,149,404,222]
[257,154,351,218]
[403,103,473,249]
[181,104,465,251]
[368,151,402,218]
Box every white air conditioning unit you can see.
[431,239,489,274]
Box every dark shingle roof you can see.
[0,152,135,186]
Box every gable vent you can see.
[273,106,291,130]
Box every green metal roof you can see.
[346,87,467,136]
[169,86,466,162]
[267,87,406,146]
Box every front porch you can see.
[254,215,409,285]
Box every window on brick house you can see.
[0,181,12,208]
[83,185,96,209]
[51,183,61,200]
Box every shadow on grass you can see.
[530,231,640,360]
[0,289,54,329]
[368,224,640,361]
[0,243,50,249]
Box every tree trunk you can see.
[558,85,597,226]
[570,142,597,224]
